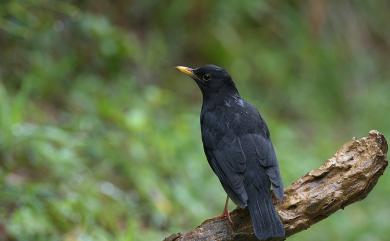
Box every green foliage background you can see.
[0,1,389,240]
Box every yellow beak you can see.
[175,66,195,78]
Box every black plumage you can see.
[176,64,285,240]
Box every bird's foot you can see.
[217,196,233,224]
[218,208,233,224]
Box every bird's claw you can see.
[218,209,233,224]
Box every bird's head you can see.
[176,64,239,97]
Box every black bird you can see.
[176,64,285,240]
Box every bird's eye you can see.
[203,74,211,81]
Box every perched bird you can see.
[176,64,285,240]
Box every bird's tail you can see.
[247,186,285,240]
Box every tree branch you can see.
[164,130,388,241]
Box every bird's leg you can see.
[218,195,233,224]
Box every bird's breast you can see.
[200,106,249,148]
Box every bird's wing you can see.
[203,135,249,208]
[240,102,284,199]
[240,132,284,199]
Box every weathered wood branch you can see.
[165,130,388,241]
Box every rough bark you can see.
[164,130,388,241]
